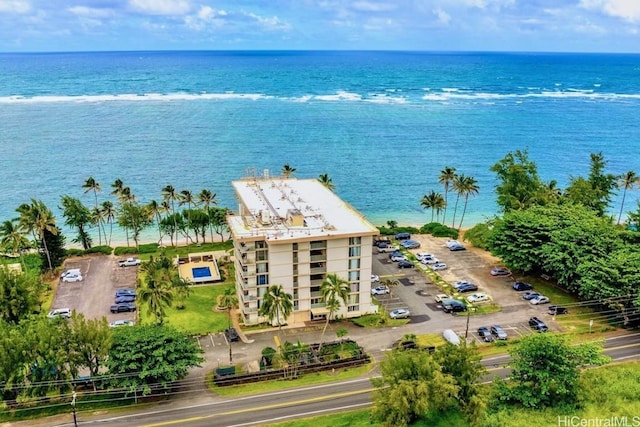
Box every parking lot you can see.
[51,255,139,324]
[371,234,561,337]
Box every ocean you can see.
[1,51,639,244]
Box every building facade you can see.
[228,174,379,326]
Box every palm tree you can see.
[281,164,296,179]
[433,192,446,222]
[179,189,195,244]
[420,190,439,222]
[219,286,239,362]
[317,173,336,191]
[198,189,218,243]
[381,277,400,299]
[438,166,457,225]
[259,284,293,335]
[451,174,466,228]
[317,273,349,352]
[138,258,175,325]
[457,176,480,231]
[82,177,102,245]
[0,219,30,268]
[110,178,124,199]
[147,200,165,245]
[17,199,57,270]
[100,201,115,246]
[618,170,639,225]
[162,185,179,246]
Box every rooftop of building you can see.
[228,174,378,242]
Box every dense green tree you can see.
[318,273,349,352]
[183,208,209,244]
[0,219,31,267]
[0,320,28,401]
[438,166,457,226]
[208,206,231,242]
[420,190,445,223]
[106,324,203,395]
[17,199,58,270]
[42,226,66,271]
[259,284,293,333]
[617,170,639,224]
[281,163,296,178]
[138,257,175,325]
[0,267,42,323]
[371,349,458,427]
[489,149,545,213]
[60,195,93,249]
[495,333,609,409]
[118,202,152,249]
[564,152,617,217]
[68,312,111,377]
[160,213,185,247]
[318,173,336,191]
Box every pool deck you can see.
[178,259,222,283]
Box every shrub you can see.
[65,248,84,257]
[420,222,459,239]
[113,246,140,256]
[378,225,420,236]
[84,245,113,255]
[138,243,159,254]
[463,221,495,250]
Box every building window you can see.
[292,243,298,251]
[348,271,360,281]
[348,246,361,257]
[347,294,360,304]
[257,263,268,274]
[257,274,268,286]
[348,305,359,312]
[349,237,361,245]
[256,241,267,249]
[350,282,360,292]
[348,258,361,270]
[256,251,268,261]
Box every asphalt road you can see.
[46,332,640,427]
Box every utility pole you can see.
[71,391,78,427]
[464,307,471,339]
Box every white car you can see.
[109,320,135,328]
[391,254,407,262]
[62,274,83,283]
[371,274,380,283]
[466,293,491,303]
[389,309,410,319]
[371,286,390,296]
[416,252,435,260]
[530,295,550,305]
[431,263,448,271]
[434,294,451,303]
[420,256,440,265]
[60,268,81,279]
[445,239,462,248]
[47,308,71,319]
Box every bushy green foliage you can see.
[84,245,113,255]
[113,246,139,256]
[137,243,159,254]
[420,222,459,239]
[65,248,84,257]
[377,225,419,236]
[462,221,493,250]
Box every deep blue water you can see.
[1,51,639,242]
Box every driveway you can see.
[51,255,139,324]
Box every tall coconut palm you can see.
[618,170,639,225]
[138,258,175,325]
[433,192,446,222]
[451,174,466,228]
[162,185,179,246]
[0,219,30,268]
[17,199,57,270]
[100,201,115,246]
[457,176,480,231]
[420,191,439,222]
[60,195,93,250]
[381,277,400,299]
[318,273,349,353]
[198,189,218,243]
[317,173,336,191]
[110,178,124,199]
[90,206,107,246]
[438,166,457,225]
[82,177,102,245]
[147,200,165,245]
[259,284,293,335]
[281,164,296,179]
[219,286,239,362]
[179,189,195,244]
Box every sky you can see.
[1,0,640,53]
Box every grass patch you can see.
[114,241,234,260]
[415,333,446,348]
[139,285,231,335]
[210,362,374,397]
[269,409,372,427]
[350,314,409,328]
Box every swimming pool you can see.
[192,266,212,279]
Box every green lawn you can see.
[138,284,231,335]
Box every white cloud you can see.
[0,0,31,14]
[129,0,191,16]
[184,6,227,31]
[351,1,396,12]
[581,0,640,22]
[245,12,291,31]
[433,8,451,25]
[462,0,515,9]
[68,6,115,19]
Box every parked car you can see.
[109,320,135,328]
[530,295,550,305]
[118,257,142,267]
[434,293,451,303]
[395,232,411,240]
[115,289,136,297]
[522,291,541,300]
[529,316,549,332]
[442,299,467,313]
[445,239,462,248]
[371,286,390,295]
[371,274,380,283]
[548,305,569,315]
[115,295,136,304]
[398,260,414,269]
[490,325,508,340]
[110,303,136,313]
[512,281,533,291]
[62,273,83,283]
[448,243,466,251]
[431,263,448,271]
[466,293,491,303]
[390,309,410,319]
[401,240,421,249]
[374,237,391,247]
[477,326,494,342]
[420,256,440,265]
[416,252,436,260]
[391,254,407,262]
[453,280,474,289]
[60,268,81,279]
[378,245,400,253]
[490,266,511,276]
[457,283,479,293]
[225,327,240,342]
[47,308,71,319]
[442,329,461,345]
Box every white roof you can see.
[229,177,377,241]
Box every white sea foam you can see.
[0,92,270,103]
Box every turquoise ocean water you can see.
[1,51,639,243]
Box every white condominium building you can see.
[227,173,379,326]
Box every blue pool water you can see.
[192,266,212,279]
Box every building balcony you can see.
[241,293,257,303]
[310,302,327,309]
[310,267,326,275]
[310,254,326,262]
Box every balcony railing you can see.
[310,254,326,262]
[310,266,326,275]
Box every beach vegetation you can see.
[490,149,546,213]
[438,166,457,225]
[317,173,336,191]
[461,221,493,249]
[564,152,618,217]
[420,222,458,239]
[259,284,293,335]
[197,189,218,242]
[0,266,43,323]
[0,219,31,269]
[60,195,93,250]
[16,199,60,271]
[376,225,419,236]
[420,190,446,223]
[455,175,480,231]
[281,163,296,178]
[616,170,639,224]
[208,206,231,242]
